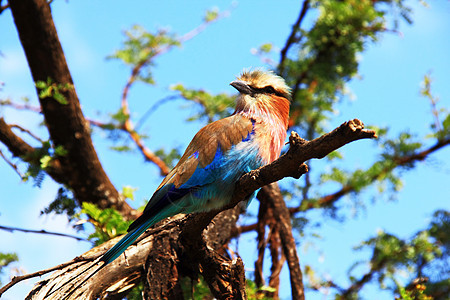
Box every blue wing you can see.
[101,114,258,264]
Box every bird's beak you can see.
[230,80,253,95]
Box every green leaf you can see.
[53,92,68,105]
[41,187,77,218]
[122,185,137,201]
[82,202,102,220]
[80,203,132,245]
[39,87,52,99]
[54,145,68,156]
[0,252,19,285]
[204,8,219,22]
[259,43,273,53]
[35,80,47,89]
[40,155,52,169]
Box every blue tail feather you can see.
[100,220,154,265]
[101,184,192,265]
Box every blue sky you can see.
[0,1,449,299]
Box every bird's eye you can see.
[264,86,276,94]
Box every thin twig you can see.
[119,8,232,175]
[135,95,179,131]
[0,255,95,296]
[0,99,41,113]
[279,0,310,74]
[0,149,23,178]
[0,225,89,241]
[10,124,43,142]
[0,99,119,134]
[250,47,277,67]
[86,118,112,129]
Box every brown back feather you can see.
[157,114,253,189]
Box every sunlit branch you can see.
[119,7,233,176]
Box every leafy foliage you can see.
[281,0,385,136]
[22,141,67,187]
[41,187,78,220]
[246,280,277,300]
[79,203,132,245]
[35,77,73,104]
[121,185,138,201]
[154,148,182,169]
[203,7,220,23]
[344,210,449,299]
[108,25,180,85]
[0,252,18,286]
[396,282,432,300]
[171,84,235,122]
[420,73,450,141]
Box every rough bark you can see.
[7,0,135,219]
[259,184,305,300]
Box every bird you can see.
[61,69,291,297]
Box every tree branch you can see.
[7,0,135,219]
[178,119,375,297]
[267,214,284,299]
[118,9,232,176]
[279,0,310,74]
[0,118,36,158]
[0,98,42,113]
[4,119,376,299]
[254,197,270,288]
[259,184,305,300]
[0,255,95,297]
[291,135,450,212]
[9,124,43,143]
[0,225,88,241]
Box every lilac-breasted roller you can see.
[68,69,291,292]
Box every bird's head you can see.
[230,69,291,127]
